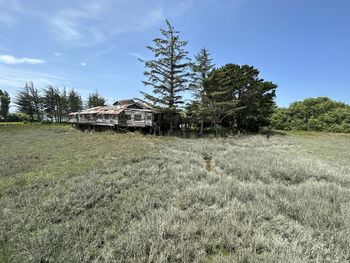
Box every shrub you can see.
[271,97,350,133]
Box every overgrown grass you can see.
[1,125,349,262]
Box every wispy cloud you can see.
[80,62,86,66]
[50,6,108,45]
[47,0,193,46]
[0,66,77,93]
[0,13,17,28]
[0,54,45,65]
[54,52,62,57]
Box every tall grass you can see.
[0,125,349,262]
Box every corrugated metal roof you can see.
[69,98,159,116]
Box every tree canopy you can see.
[87,90,106,108]
[0,89,11,121]
[141,20,192,132]
[201,64,277,132]
[68,89,83,113]
[15,82,43,121]
[187,48,215,135]
[271,97,350,133]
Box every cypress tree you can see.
[141,20,191,133]
[0,89,11,121]
[68,89,83,112]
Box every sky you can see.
[0,0,349,110]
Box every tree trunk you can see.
[169,118,173,135]
[199,118,204,136]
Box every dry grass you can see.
[0,125,350,262]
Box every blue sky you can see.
[0,0,349,109]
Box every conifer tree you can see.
[87,90,106,108]
[15,82,43,121]
[141,20,191,133]
[59,87,68,121]
[67,89,83,112]
[0,89,11,121]
[43,85,61,122]
[189,48,215,135]
[204,64,277,132]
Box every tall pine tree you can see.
[141,20,191,133]
[189,48,215,135]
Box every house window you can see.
[147,115,152,120]
[134,114,142,121]
[126,114,131,120]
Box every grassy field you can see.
[1,125,350,262]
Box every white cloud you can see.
[80,62,86,66]
[0,54,45,65]
[54,52,62,57]
[48,0,194,46]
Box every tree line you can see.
[0,83,106,122]
[141,20,277,134]
[271,97,350,133]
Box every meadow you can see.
[0,124,350,262]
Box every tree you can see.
[188,48,215,135]
[87,90,106,108]
[15,83,34,120]
[67,89,83,112]
[202,69,241,132]
[203,64,277,132]
[270,97,350,133]
[15,82,43,121]
[28,82,43,121]
[59,87,68,122]
[141,20,192,133]
[0,89,11,121]
[43,85,61,122]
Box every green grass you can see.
[1,125,350,262]
[0,122,26,126]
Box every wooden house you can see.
[68,99,160,133]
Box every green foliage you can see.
[15,82,44,121]
[202,64,277,132]
[190,47,215,101]
[67,89,83,112]
[271,97,350,133]
[87,90,106,108]
[141,20,192,132]
[6,112,36,122]
[0,89,11,121]
[43,86,62,122]
[187,48,215,135]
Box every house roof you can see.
[113,99,154,110]
[70,98,158,115]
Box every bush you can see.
[271,97,350,133]
[6,113,36,123]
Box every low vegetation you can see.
[1,125,350,262]
[271,97,350,133]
